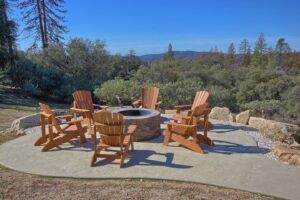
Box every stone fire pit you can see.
[113,108,161,141]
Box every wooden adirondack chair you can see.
[163,103,214,154]
[91,111,137,168]
[72,90,108,132]
[132,87,161,110]
[34,102,87,152]
[172,91,213,128]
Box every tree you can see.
[0,0,16,68]
[164,43,174,61]
[239,39,251,66]
[18,0,67,50]
[225,43,235,67]
[274,38,291,67]
[251,33,268,67]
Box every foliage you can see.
[0,0,16,68]
[94,79,141,106]
[18,0,67,49]
[8,57,91,102]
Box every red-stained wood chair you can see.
[34,102,87,152]
[71,90,108,141]
[133,87,161,110]
[163,103,214,154]
[172,91,213,128]
[90,111,136,168]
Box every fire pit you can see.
[113,108,161,141]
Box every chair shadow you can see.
[202,139,270,155]
[94,149,192,169]
[208,123,258,133]
[46,137,96,152]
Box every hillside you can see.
[139,51,208,62]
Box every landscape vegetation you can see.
[1,0,300,199]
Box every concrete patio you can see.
[1,115,300,200]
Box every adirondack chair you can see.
[72,90,108,133]
[34,102,87,152]
[91,111,137,168]
[163,103,214,154]
[132,87,161,110]
[172,91,213,128]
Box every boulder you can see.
[10,113,40,132]
[209,107,234,122]
[273,142,300,166]
[10,109,69,132]
[249,117,299,141]
[236,110,251,125]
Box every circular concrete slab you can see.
[1,116,300,200]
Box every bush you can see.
[159,79,204,108]
[243,100,282,117]
[8,57,93,102]
[206,85,236,111]
[94,79,141,106]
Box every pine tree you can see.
[250,33,268,67]
[0,0,16,68]
[274,38,291,67]
[18,0,67,49]
[164,43,174,61]
[239,39,251,66]
[225,43,235,67]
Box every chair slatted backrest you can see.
[39,102,63,133]
[141,87,159,109]
[93,111,124,147]
[73,90,94,118]
[191,91,209,111]
[188,103,208,126]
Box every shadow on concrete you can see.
[94,150,192,169]
[209,123,257,133]
[203,140,270,155]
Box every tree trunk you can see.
[41,0,48,48]
[36,0,45,49]
[2,0,14,64]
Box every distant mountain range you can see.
[139,51,209,62]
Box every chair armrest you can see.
[132,100,141,108]
[56,114,72,119]
[93,104,109,110]
[164,121,195,128]
[175,105,192,109]
[40,112,52,118]
[175,104,192,114]
[65,119,83,125]
[127,125,137,135]
[155,101,162,109]
[71,107,90,113]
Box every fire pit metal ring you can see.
[113,108,161,141]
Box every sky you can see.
[16,0,300,55]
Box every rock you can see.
[273,142,300,165]
[288,155,300,165]
[10,109,69,132]
[249,117,299,141]
[209,107,233,122]
[10,113,40,132]
[229,113,236,122]
[236,110,251,125]
[16,129,26,136]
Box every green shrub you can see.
[243,100,282,117]
[160,79,204,109]
[94,79,141,106]
[22,80,40,96]
[206,85,236,111]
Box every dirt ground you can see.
[0,166,275,200]
[0,86,276,200]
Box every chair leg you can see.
[120,144,130,168]
[130,137,134,151]
[91,147,101,167]
[171,134,204,154]
[163,130,171,146]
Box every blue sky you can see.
[16,0,300,55]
